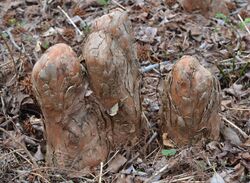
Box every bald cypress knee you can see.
[83,9,141,146]
[31,9,141,169]
[161,56,221,146]
[32,43,110,169]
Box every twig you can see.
[0,93,7,117]
[103,150,120,167]
[145,163,169,183]
[0,149,22,160]
[1,34,18,77]
[142,112,160,146]
[0,127,39,168]
[15,150,33,166]
[31,172,51,183]
[235,55,248,63]
[140,61,170,73]
[146,152,180,183]
[0,115,19,127]
[5,28,21,51]
[57,6,83,36]
[152,147,161,165]
[220,115,249,139]
[101,150,124,177]
[41,0,48,13]
[145,146,160,159]
[238,14,250,35]
[29,166,96,180]
[146,132,158,145]
[143,131,158,156]
[111,0,126,11]
[98,162,103,183]
[222,105,250,111]
[12,170,51,183]
[126,152,140,165]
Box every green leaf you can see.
[1,32,8,39]
[244,18,250,24]
[161,149,176,157]
[215,13,228,22]
[8,18,17,26]
[42,40,50,50]
[239,18,250,30]
[97,0,109,6]
[81,22,91,33]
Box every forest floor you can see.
[0,0,250,182]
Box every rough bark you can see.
[31,9,141,169]
[83,8,141,146]
[32,43,111,169]
[161,56,221,146]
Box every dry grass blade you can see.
[98,162,103,183]
[0,148,22,160]
[30,172,51,183]
[111,0,126,11]
[220,115,249,139]
[57,6,83,36]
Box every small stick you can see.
[1,34,18,77]
[220,115,249,139]
[98,162,103,183]
[103,150,119,167]
[0,149,22,160]
[15,150,33,166]
[58,6,83,36]
[145,163,169,183]
[142,112,161,146]
[146,132,158,145]
[41,0,48,13]
[238,14,250,35]
[0,127,39,168]
[145,146,160,159]
[140,61,170,73]
[101,150,123,177]
[126,152,140,165]
[6,28,21,51]
[30,172,50,183]
[222,105,250,111]
[111,0,126,11]
[0,115,19,127]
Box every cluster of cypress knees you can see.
[32,9,221,170]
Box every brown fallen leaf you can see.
[178,0,229,17]
[242,138,250,147]
[221,126,242,146]
[107,154,127,173]
[162,133,175,147]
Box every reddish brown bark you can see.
[161,56,221,145]
[83,9,141,146]
[32,43,111,169]
[32,9,141,169]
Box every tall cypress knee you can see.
[83,9,141,146]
